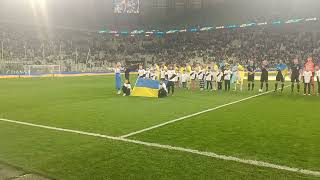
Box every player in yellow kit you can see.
[237,63,245,91]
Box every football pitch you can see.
[0,75,319,180]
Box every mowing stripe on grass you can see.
[1,116,319,177]
[120,86,290,138]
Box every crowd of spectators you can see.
[1,22,320,74]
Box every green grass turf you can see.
[132,88,320,172]
[0,122,317,180]
[0,75,258,136]
[0,75,319,179]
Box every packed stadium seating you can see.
[1,22,320,74]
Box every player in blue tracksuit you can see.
[115,63,122,95]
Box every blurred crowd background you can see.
[1,22,320,74]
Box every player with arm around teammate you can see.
[205,67,214,90]
[185,63,192,89]
[150,67,157,80]
[275,60,287,93]
[305,57,315,95]
[198,65,205,91]
[247,60,256,91]
[231,63,238,91]
[181,70,189,88]
[138,65,146,78]
[236,63,245,91]
[190,66,197,91]
[290,58,303,94]
[216,69,223,91]
[212,63,219,91]
[259,60,269,92]
[166,65,177,95]
[224,65,232,91]
[160,66,166,81]
[303,68,312,96]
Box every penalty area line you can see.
[1,114,319,177]
[120,86,290,138]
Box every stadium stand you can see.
[1,22,320,75]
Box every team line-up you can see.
[115,57,320,97]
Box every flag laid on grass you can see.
[131,78,159,98]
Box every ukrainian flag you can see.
[131,78,159,98]
[277,63,288,76]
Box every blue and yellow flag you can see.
[131,78,159,98]
[276,63,288,76]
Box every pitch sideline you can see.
[1,115,319,177]
[120,86,290,138]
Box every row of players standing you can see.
[138,63,245,96]
[137,58,320,96]
[259,57,320,95]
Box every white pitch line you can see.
[0,118,119,140]
[120,86,290,138]
[121,138,320,177]
[1,116,319,177]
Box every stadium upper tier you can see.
[1,22,320,74]
[98,17,318,37]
